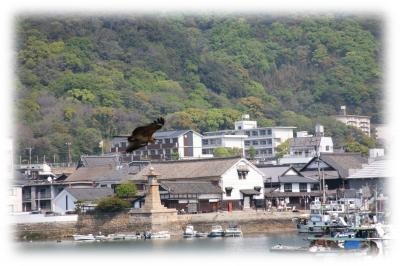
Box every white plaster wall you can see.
[192,133,203,158]
[8,187,23,212]
[220,159,264,201]
[222,138,244,148]
[178,135,185,158]
[53,190,77,214]
[319,137,334,153]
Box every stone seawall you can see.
[14,210,307,240]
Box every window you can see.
[172,138,178,143]
[245,141,250,146]
[225,187,233,197]
[299,183,307,192]
[245,131,250,136]
[121,142,126,148]
[100,184,108,188]
[260,130,266,135]
[267,139,272,144]
[252,131,258,136]
[165,139,170,144]
[150,150,156,155]
[237,169,249,180]
[267,129,272,135]
[202,139,209,145]
[325,145,330,151]
[284,183,292,192]
[311,184,320,191]
[210,139,215,145]
[260,140,266,145]
[252,140,258,145]
[65,195,68,210]
[260,149,267,154]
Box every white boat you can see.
[107,233,140,241]
[73,234,95,241]
[183,225,196,238]
[270,244,309,252]
[224,224,242,237]
[95,235,110,241]
[151,231,171,239]
[208,225,224,237]
[195,232,208,238]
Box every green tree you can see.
[95,196,131,212]
[213,147,243,157]
[248,146,256,160]
[115,182,138,198]
[276,139,290,159]
[171,150,180,160]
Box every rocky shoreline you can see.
[14,210,308,241]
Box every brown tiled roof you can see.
[130,157,242,181]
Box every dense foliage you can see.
[115,182,138,198]
[15,15,383,162]
[95,196,131,212]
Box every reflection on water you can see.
[16,232,309,254]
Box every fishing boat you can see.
[224,224,242,237]
[72,234,95,241]
[208,225,224,237]
[194,232,208,238]
[150,231,171,239]
[183,225,196,238]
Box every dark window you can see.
[245,141,250,146]
[311,184,320,191]
[172,138,178,143]
[284,183,292,192]
[326,145,330,151]
[225,187,233,197]
[202,139,209,145]
[299,183,307,192]
[260,140,266,145]
[267,139,272,144]
[252,141,258,145]
[165,139,170,144]
[237,169,249,179]
[65,195,68,210]
[267,129,272,135]
[121,142,126,148]
[252,131,258,136]
[260,130,266,135]
[245,131,250,136]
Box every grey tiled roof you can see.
[65,165,131,183]
[257,166,291,183]
[64,187,114,201]
[347,159,388,179]
[301,153,366,178]
[278,175,318,183]
[289,137,321,147]
[160,181,223,194]
[131,157,243,181]
[81,154,120,167]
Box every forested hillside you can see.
[15,15,382,162]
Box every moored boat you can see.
[73,234,95,241]
[224,224,242,237]
[183,225,196,238]
[151,231,171,239]
[208,225,224,237]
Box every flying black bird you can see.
[126,117,165,153]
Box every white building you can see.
[53,187,114,214]
[289,125,334,157]
[131,157,265,211]
[203,115,295,161]
[333,112,371,136]
[202,132,248,156]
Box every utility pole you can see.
[25,147,32,166]
[66,142,72,166]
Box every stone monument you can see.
[128,166,177,230]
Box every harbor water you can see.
[17,232,308,254]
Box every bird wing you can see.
[130,117,165,140]
[126,140,147,153]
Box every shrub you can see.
[95,196,130,212]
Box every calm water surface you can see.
[17,232,309,255]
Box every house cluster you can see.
[9,111,387,216]
[9,148,389,216]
